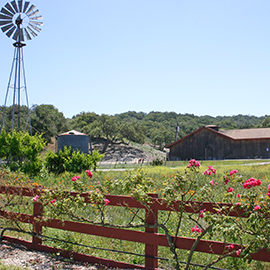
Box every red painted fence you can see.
[0,185,269,269]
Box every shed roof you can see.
[58,130,88,136]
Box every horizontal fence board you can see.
[0,186,247,217]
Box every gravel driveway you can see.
[0,240,111,270]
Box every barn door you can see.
[205,146,213,160]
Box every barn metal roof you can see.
[57,130,88,136]
[165,126,270,148]
[219,128,270,140]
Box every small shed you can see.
[56,130,89,154]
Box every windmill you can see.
[0,0,42,134]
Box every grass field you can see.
[1,159,270,269]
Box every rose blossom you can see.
[243,178,261,189]
[227,187,234,193]
[253,205,261,211]
[191,225,203,233]
[236,249,242,256]
[50,199,56,204]
[32,195,39,202]
[85,170,93,178]
[71,176,79,181]
[187,159,201,168]
[226,244,235,249]
[229,170,238,176]
[104,198,110,206]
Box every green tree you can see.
[30,104,69,142]
[0,130,45,175]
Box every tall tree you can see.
[30,104,68,142]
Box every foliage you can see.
[45,147,104,174]
[1,160,270,269]
[150,157,164,166]
[0,130,45,176]
[71,109,268,150]
[30,104,69,143]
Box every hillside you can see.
[44,138,167,164]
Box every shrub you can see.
[0,130,45,176]
[150,157,164,166]
[45,147,103,174]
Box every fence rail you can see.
[0,185,269,269]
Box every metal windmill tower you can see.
[0,0,42,134]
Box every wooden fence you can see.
[0,185,269,270]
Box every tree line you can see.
[1,104,270,151]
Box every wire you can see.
[0,226,230,269]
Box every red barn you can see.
[165,125,270,160]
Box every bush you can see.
[45,147,104,174]
[0,130,45,176]
[150,157,164,166]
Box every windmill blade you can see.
[4,3,16,15]
[1,23,13,32]
[27,25,37,37]
[29,20,43,26]
[18,0,23,12]
[23,27,31,40]
[0,14,13,20]
[25,4,35,15]
[28,9,39,18]
[1,7,14,17]
[29,15,42,20]
[5,25,16,37]
[11,0,19,13]
[23,2,30,13]
[29,23,41,32]
[0,20,12,26]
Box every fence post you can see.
[145,193,158,269]
[32,202,43,244]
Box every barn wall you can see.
[168,128,270,160]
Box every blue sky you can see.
[0,0,270,118]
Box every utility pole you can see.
[175,122,180,141]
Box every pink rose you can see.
[85,170,93,178]
[199,209,206,218]
[191,225,203,233]
[237,193,241,198]
[187,159,201,168]
[227,187,234,193]
[50,199,56,204]
[104,198,110,206]
[236,249,242,256]
[253,205,261,211]
[229,170,238,176]
[268,184,270,191]
[32,195,39,202]
[71,176,78,181]
[226,244,235,249]
[243,178,261,189]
